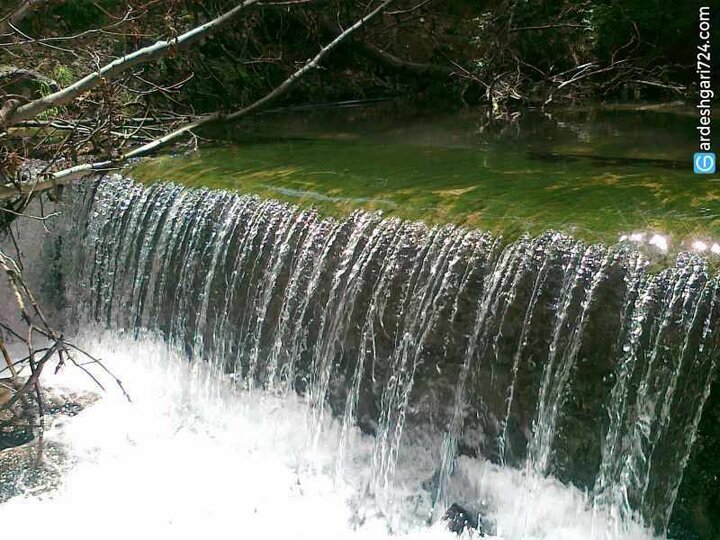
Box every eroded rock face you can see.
[0,383,99,502]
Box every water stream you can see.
[6,172,713,538]
[0,105,717,540]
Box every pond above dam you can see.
[130,105,719,261]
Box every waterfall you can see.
[59,175,719,536]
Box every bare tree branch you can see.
[0,0,395,195]
[0,247,131,414]
[0,66,60,93]
[3,0,258,126]
[509,22,586,32]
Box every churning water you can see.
[0,330,656,540]
[3,175,718,538]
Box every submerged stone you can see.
[443,503,483,536]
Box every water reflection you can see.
[618,231,720,264]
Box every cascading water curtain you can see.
[60,176,719,535]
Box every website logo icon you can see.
[694,152,716,174]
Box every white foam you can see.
[0,330,656,540]
[446,458,654,540]
[691,240,708,252]
[648,234,668,252]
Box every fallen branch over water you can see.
[0,0,395,198]
[2,0,258,126]
[0,248,131,445]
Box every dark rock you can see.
[0,418,35,450]
[0,378,35,451]
[356,414,377,436]
[1,379,100,450]
[443,503,483,536]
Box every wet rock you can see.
[1,379,99,450]
[0,440,67,502]
[44,388,100,417]
[443,503,484,536]
[0,383,100,501]
[0,378,35,451]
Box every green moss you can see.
[128,109,719,256]
[51,66,75,87]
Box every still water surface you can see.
[131,105,719,258]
